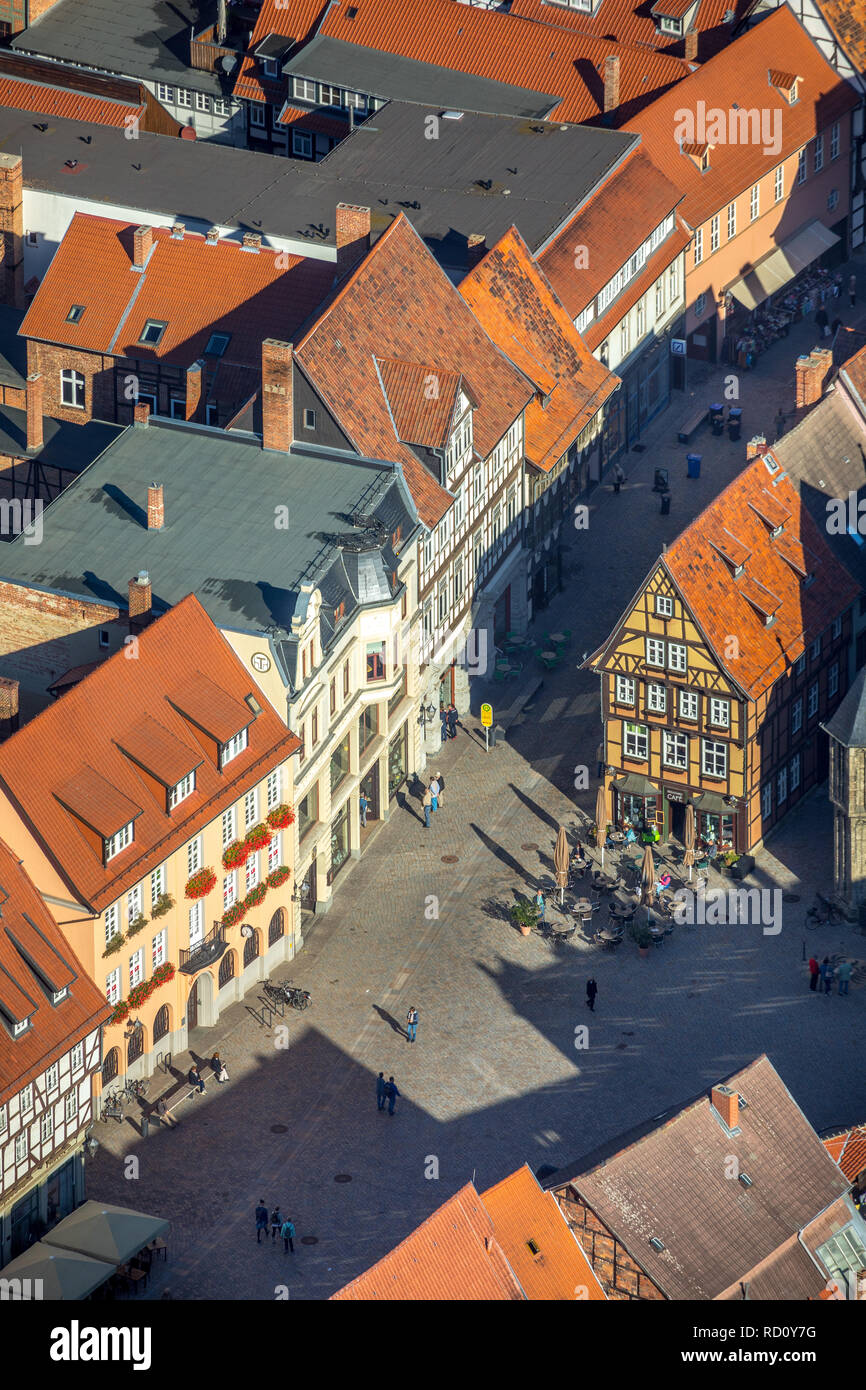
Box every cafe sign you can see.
[666,789,685,803]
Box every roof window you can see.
[66,304,85,324]
[139,320,168,347]
[205,332,231,357]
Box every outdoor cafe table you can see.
[540,650,558,661]
[573,897,593,915]
[549,632,568,644]
[599,927,623,943]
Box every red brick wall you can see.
[26,340,116,424]
[0,580,121,693]
[0,384,25,409]
[0,152,24,310]
[558,1189,666,1300]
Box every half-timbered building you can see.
[587,452,859,853]
[0,838,109,1268]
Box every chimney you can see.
[336,203,371,276]
[217,0,227,44]
[147,482,165,530]
[242,231,261,252]
[128,571,152,619]
[262,339,293,452]
[683,30,698,62]
[206,227,219,245]
[0,152,24,309]
[171,221,185,240]
[796,348,833,409]
[26,371,43,452]
[603,55,620,114]
[745,434,767,460]
[711,1084,739,1130]
[466,233,487,271]
[132,225,153,270]
[185,360,203,422]
[0,675,19,737]
[134,401,150,427]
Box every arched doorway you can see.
[268,908,286,947]
[243,928,260,969]
[102,1047,119,1086]
[186,972,215,1033]
[153,1004,170,1044]
[218,950,236,989]
[127,1022,145,1067]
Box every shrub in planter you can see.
[629,920,653,952]
[244,823,272,853]
[185,868,217,900]
[102,933,126,958]
[222,840,249,870]
[127,914,148,937]
[267,865,291,889]
[151,893,174,919]
[266,804,295,830]
[509,898,540,935]
[244,883,268,909]
[221,902,246,930]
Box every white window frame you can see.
[832,616,842,640]
[647,682,667,714]
[646,637,665,668]
[224,871,238,909]
[623,722,649,760]
[220,726,248,767]
[267,768,281,809]
[104,903,120,946]
[662,731,688,769]
[249,101,267,128]
[105,821,134,861]
[177,87,192,108]
[829,662,839,699]
[60,368,85,409]
[814,134,824,173]
[807,682,819,718]
[129,947,144,988]
[222,806,237,847]
[105,968,121,1006]
[152,928,167,970]
[293,130,313,159]
[45,1063,59,1092]
[777,766,788,804]
[213,97,231,117]
[245,852,259,893]
[727,200,736,239]
[655,595,673,617]
[797,147,807,185]
[187,836,202,877]
[774,165,784,203]
[156,83,175,103]
[667,643,687,673]
[244,788,259,828]
[0,1103,6,1134]
[293,76,316,101]
[750,183,760,221]
[830,121,840,160]
[710,214,719,254]
[126,884,142,922]
[169,770,196,810]
[65,1091,78,1122]
[701,739,727,778]
[150,863,166,905]
[21,1083,33,1112]
[615,675,635,705]
[709,697,730,728]
[15,1131,28,1162]
[268,832,282,873]
[791,697,803,735]
[70,1042,84,1071]
[41,1111,53,1143]
[188,900,204,949]
[790,752,801,791]
[693,226,703,267]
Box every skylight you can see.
[66,304,85,324]
[139,320,168,347]
[205,332,231,357]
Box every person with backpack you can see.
[255,1200,269,1244]
[837,960,853,996]
[820,957,834,994]
[406,1006,419,1044]
[280,1216,296,1253]
[270,1205,282,1242]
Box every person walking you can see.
[440,707,449,745]
[434,772,444,808]
[815,305,829,338]
[359,789,370,828]
[376,1071,387,1110]
[280,1216,296,1253]
[446,703,459,739]
[850,273,857,308]
[820,956,834,994]
[385,1077,401,1115]
[429,777,440,811]
[833,272,842,299]
[255,1200,269,1244]
[586,978,598,1012]
[535,889,546,925]
[774,409,786,441]
[837,959,852,996]
[612,463,625,494]
[270,1206,282,1242]
[188,1064,206,1095]
[808,955,820,992]
[406,1006,419,1044]
[831,316,842,338]
[422,785,432,829]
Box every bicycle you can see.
[119,1077,149,1103]
[806,896,842,929]
[264,980,312,1011]
[100,1093,125,1123]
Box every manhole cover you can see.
[441,855,459,863]
[270,1124,288,1134]
[334,1174,352,1183]
[522,843,539,851]
[300,1236,318,1245]
[783,894,800,903]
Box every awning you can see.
[693,790,730,816]
[0,1239,115,1299]
[727,220,840,312]
[612,772,658,797]
[42,1200,169,1266]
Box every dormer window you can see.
[261,58,279,77]
[52,986,69,1005]
[12,1018,30,1037]
[168,769,196,810]
[139,320,167,347]
[659,17,682,34]
[768,70,802,105]
[219,726,249,768]
[104,820,134,861]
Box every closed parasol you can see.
[640,843,655,917]
[554,826,569,904]
[595,784,608,868]
[683,803,696,882]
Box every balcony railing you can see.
[179,924,227,974]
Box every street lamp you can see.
[418,701,436,733]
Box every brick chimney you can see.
[147,483,165,530]
[262,339,293,452]
[745,434,767,460]
[466,233,487,271]
[26,371,43,452]
[206,227,219,245]
[336,203,371,276]
[0,675,19,737]
[128,571,152,618]
[185,360,203,422]
[795,348,833,409]
[132,225,153,270]
[603,55,620,114]
[711,1084,739,1130]
[683,30,698,62]
[0,152,24,309]
[171,221,185,239]
[134,401,150,427]
[242,231,261,252]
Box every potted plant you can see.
[102,933,126,959]
[222,840,249,871]
[629,920,653,957]
[721,850,740,872]
[588,822,598,846]
[244,823,272,853]
[267,804,295,831]
[127,913,148,937]
[510,898,540,937]
[185,867,217,900]
[151,892,174,919]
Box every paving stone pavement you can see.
[86,261,866,1301]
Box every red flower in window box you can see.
[152,962,175,986]
[108,1000,129,1026]
[267,865,291,888]
[221,902,245,929]
[184,867,217,900]
[244,823,272,852]
[244,883,268,909]
[266,804,295,830]
[128,979,154,1010]
[222,840,249,870]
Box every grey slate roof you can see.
[0,100,635,261]
[822,667,866,747]
[12,0,225,96]
[283,35,559,119]
[0,406,122,472]
[769,389,866,597]
[0,306,26,390]
[0,417,419,690]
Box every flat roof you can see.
[284,35,560,119]
[0,405,122,473]
[12,0,224,95]
[0,100,636,261]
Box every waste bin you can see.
[687,453,701,479]
[653,467,669,492]
[728,408,742,441]
[141,1113,150,1140]
[710,403,725,435]
[660,492,671,515]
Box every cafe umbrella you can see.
[595,784,608,869]
[640,844,655,923]
[683,803,696,882]
[554,826,569,905]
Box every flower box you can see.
[127,914,148,937]
[102,933,126,958]
[244,883,268,909]
[185,867,217,900]
[151,893,174,919]
[221,902,246,930]
[222,840,249,870]
[152,962,175,986]
[267,865,291,889]
[128,980,154,1009]
[244,823,272,853]
[266,804,295,830]
[108,1001,129,1025]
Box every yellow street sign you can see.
[481,703,493,728]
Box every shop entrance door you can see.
[668,799,686,844]
[299,853,317,912]
[187,978,198,1031]
[360,763,380,825]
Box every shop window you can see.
[330,733,350,791]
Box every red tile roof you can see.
[823,1126,866,1183]
[480,1166,606,1299]
[538,148,684,317]
[0,838,110,1109]
[816,0,866,73]
[376,357,462,449]
[20,213,335,374]
[661,453,860,698]
[582,219,691,350]
[510,0,742,58]
[234,0,329,102]
[0,595,299,913]
[276,102,350,137]
[296,213,532,526]
[0,77,145,128]
[460,226,619,471]
[625,6,860,228]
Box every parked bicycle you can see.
[806,894,843,929]
[118,1077,149,1103]
[100,1093,125,1123]
[263,980,312,1011]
